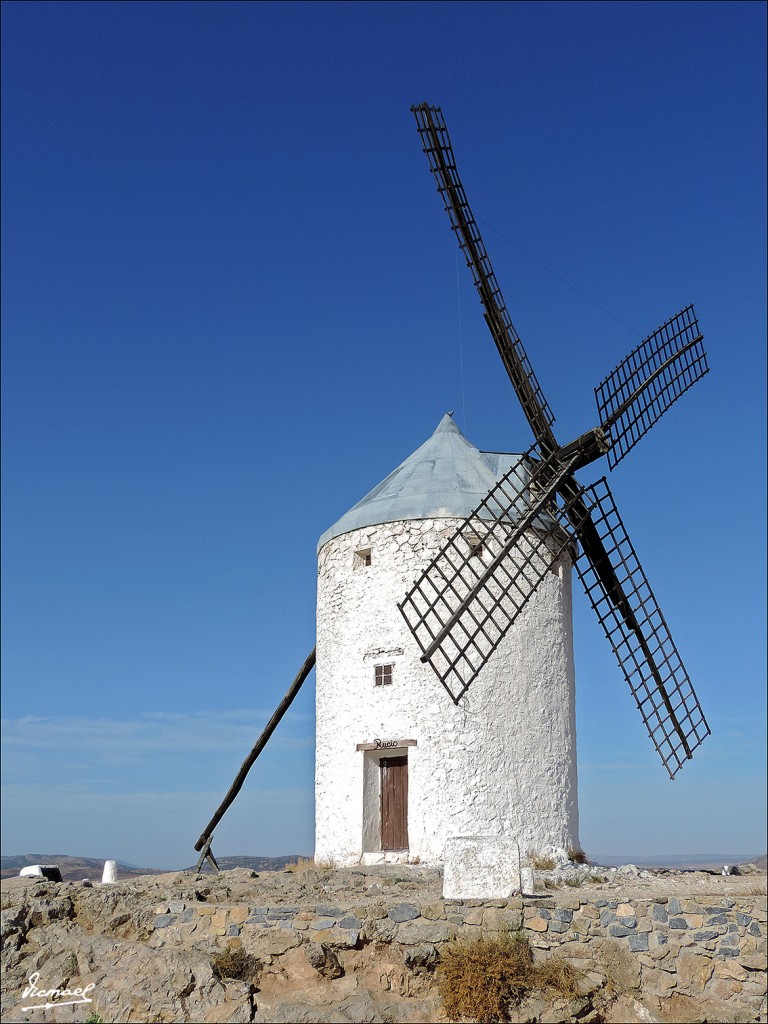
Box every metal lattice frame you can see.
[406,102,711,776]
[399,447,580,702]
[596,305,708,469]
[562,479,711,777]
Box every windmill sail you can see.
[560,479,711,777]
[408,101,710,775]
[412,103,557,449]
[399,447,579,702]
[596,304,708,469]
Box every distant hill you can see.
[1,853,306,880]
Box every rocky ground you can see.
[521,858,767,902]
[1,861,765,1023]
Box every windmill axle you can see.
[556,427,611,472]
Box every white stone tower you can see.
[315,414,579,867]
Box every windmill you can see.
[193,104,710,873]
[400,103,710,780]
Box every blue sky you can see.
[2,1,765,868]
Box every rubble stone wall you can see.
[2,874,766,1023]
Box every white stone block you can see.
[102,859,118,884]
[361,851,409,866]
[520,866,536,895]
[19,864,62,882]
[443,837,522,899]
[361,852,386,866]
[19,865,43,877]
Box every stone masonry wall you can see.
[148,890,766,1019]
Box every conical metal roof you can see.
[318,413,525,550]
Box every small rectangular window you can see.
[354,548,372,569]
[374,663,393,686]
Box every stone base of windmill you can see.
[443,837,536,899]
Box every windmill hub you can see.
[557,426,612,471]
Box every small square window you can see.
[467,534,485,559]
[374,663,393,686]
[354,548,372,569]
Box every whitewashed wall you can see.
[315,518,580,866]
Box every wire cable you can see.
[455,247,468,432]
[478,216,643,339]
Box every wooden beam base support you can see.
[194,836,220,874]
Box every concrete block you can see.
[19,864,62,882]
[443,837,522,899]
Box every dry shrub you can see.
[284,856,316,873]
[437,932,581,1023]
[438,932,533,1023]
[211,947,260,983]
[567,847,588,865]
[527,850,556,871]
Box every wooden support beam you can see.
[193,647,316,855]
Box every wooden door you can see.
[380,756,408,850]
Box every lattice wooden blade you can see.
[412,103,557,449]
[399,447,580,702]
[596,305,708,469]
[562,479,710,777]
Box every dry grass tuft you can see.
[567,847,588,865]
[527,849,556,871]
[437,932,581,1023]
[284,856,338,873]
[284,856,316,873]
[211,946,260,983]
[314,856,338,871]
[534,955,582,996]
